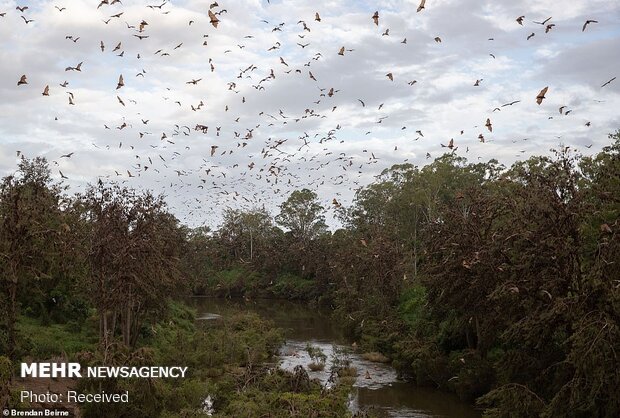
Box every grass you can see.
[269,273,316,299]
[308,362,326,371]
[11,302,357,417]
[17,315,98,359]
[204,268,319,300]
[361,352,390,363]
[337,366,358,378]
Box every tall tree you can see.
[0,157,68,358]
[78,181,184,347]
[275,189,327,245]
[219,207,275,262]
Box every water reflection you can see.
[188,297,481,418]
[187,297,345,342]
[352,385,481,418]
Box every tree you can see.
[275,189,327,245]
[182,226,213,292]
[78,181,184,347]
[219,207,275,262]
[0,157,68,358]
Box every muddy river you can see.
[188,297,481,418]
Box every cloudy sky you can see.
[1,0,619,228]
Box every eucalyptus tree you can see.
[275,189,327,246]
[219,207,275,263]
[78,181,184,347]
[0,157,69,358]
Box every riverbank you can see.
[4,142,618,417]
[190,297,482,417]
[3,301,360,417]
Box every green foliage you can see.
[181,226,214,293]
[332,135,619,417]
[0,355,11,409]
[78,180,186,347]
[478,383,546,418]
[218,207,276,263]
[275,188,327,243]
[269,273,316,299]
[76,307,287,417]
[3,133,620,417]
[306,343,327,370]
[217,382,352,418]
[206,267,264,297]
[16,315,98,359]
[447,351,495,401]
[200,268,317,299]
[398,284,429,330]
[0,157,71,358]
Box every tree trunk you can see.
[7,277,18,359]
[110,309,117,338]
[250,229,253,261]
[102,310,108,345]
[465,325,474,349]
[130,311,140,347]
[413,226,418,279]
[126,306,131,346]
[475,316,486,357]
[121,305,131,346]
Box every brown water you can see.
[188,297,481,418]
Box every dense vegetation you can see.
[183,133,620,417]
[1,132,619,417]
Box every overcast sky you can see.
[1,0,619,229]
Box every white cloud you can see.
[0,0,618,228]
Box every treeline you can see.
[0,162,186,358]
[0,160,354,417]
[184,133,620,417]
[1,133,619,417]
